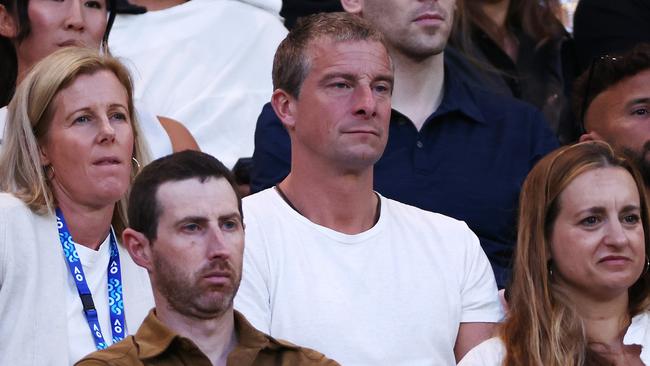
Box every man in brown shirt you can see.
[76,151,338,366]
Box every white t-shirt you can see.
[459,311,650,365]
[66,234,153,362]
[235,188,503,366]
[109,0,287,168]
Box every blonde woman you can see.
[460,141,650,365]
[0,47,154,365]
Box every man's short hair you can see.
[573,43,650,131]
[128,150,241,241]
[272,11,389,98]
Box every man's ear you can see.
[271,89,298,132]
[579,130,602,143]
[0,5,17,38]
[340,0,363,14]
[122,228,154,272]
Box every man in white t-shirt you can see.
[234,12,502,366]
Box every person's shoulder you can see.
[458,337,505,366]
[0,192,27,209]
[265,337,341,365]
[74,336,140,366]
[243,187,279,209]
[383,196,470,232]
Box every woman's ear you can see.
[0,5,18,38]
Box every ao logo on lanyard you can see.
[56,208,127,350]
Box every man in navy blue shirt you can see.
[251,0,558,288]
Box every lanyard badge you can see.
[56,208,127,350]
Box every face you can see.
[10,0,107,75]
[585,70,650,185]
[358,0,455,60]
[150,177,244,319]
[288,39,393,172]
[40,70,134,209]
[550,167,646,301]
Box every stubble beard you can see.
[623,142,650,188]
[153,253,240,320]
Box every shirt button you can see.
[416,141,423,148]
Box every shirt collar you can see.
[431,64,489,125]
[134,309,301,362]
[623,311,650,363]
[134,309,179,360]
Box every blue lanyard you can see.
[56,208,127,350]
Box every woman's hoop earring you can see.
[44,165,55,179]
[644,255,650,275]
[132,157,141,171]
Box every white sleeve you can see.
[234,209,273,334]
[459,224,504,323]
[0,203,6,287]
[457,337,505,366]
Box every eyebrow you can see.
[64,103,128,121]
[320,72,394,86]
[625,97,650,108]
[174,212,242,226]
[576,204,641,216]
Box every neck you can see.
[57,198,114,251]
[479,0,510,30]
[128,0,186,11]
[279,161,378,234]
[569,289,630,346]
[391,50,445,131]
[155,303,237,366]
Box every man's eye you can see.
[182,223,201,232]
[632,107,649,116]
[331,82,350,89]
[222,220,240,231]
[374,84,391,94]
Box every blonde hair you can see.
[502,141,650,366]
[0,47,151,234]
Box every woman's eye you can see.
[623,214,640,224]
[73,115,91,124]
[580,216,601,226]
[632,108,649,116]
[110,112,128,121]
[85,0,104,9]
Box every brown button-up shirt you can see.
[75,310,339,366]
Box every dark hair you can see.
[128,150,242,241]
[452,0,564,52]
[0,0,116,107]
[272,11,388,97]
[573,43,650,133]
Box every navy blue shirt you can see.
[250,66,559,288]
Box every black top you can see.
[280,0,342,29]
[573,0,650,73]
